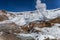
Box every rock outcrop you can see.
[0,10,8,21]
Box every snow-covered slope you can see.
[6,8,60,26]
[0,0,60,40]
[0,8,59,40]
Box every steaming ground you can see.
[0,9,60,40]
[0,0,60,40]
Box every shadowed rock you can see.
[0,15,8,21]
[0,10,8,21]
[0,22,21,34]
[48,17,60,23]
[0,32,20,40]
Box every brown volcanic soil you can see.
[0,15,8,21]
[0,10,8,21]
[0,32,20,40]
[48,17,60,23]
[0,22,21,34]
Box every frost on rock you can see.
[16,24,60,40]
[46,11,59,20]
[10,15,26,26]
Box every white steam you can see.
[35,0,46,12]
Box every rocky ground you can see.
[0,10,60,40]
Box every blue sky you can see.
[0,0,60,12]
[41,0,60,9]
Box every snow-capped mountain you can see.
[0,0,60,40]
